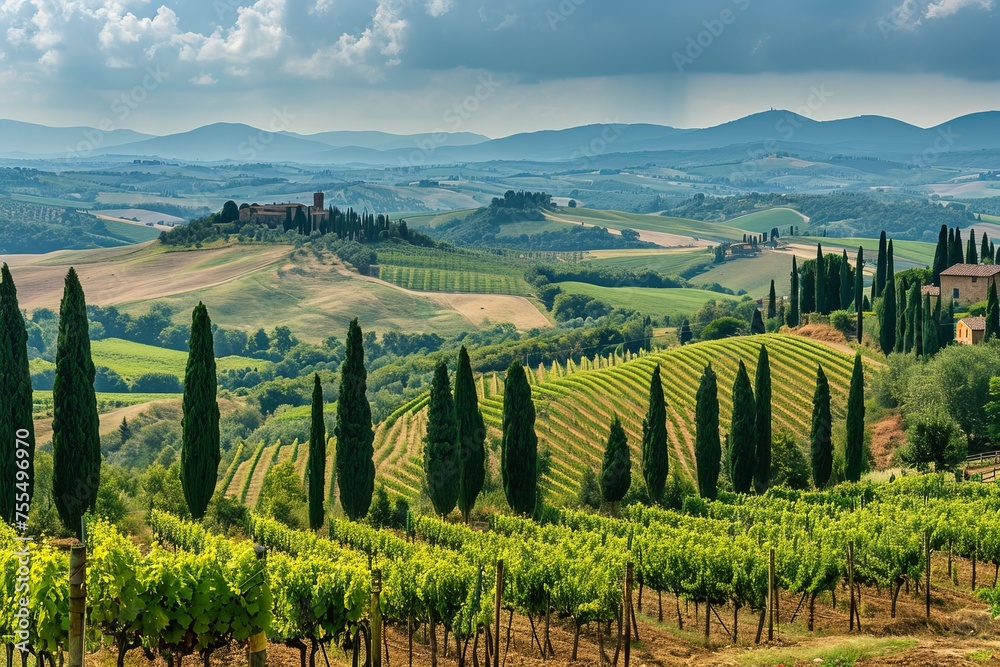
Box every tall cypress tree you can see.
[945,298,956,346]
[904,282,920,353]
[840,249,852,309]
[753,345,772,495]
[953,229,964,265]
[827,254,842,311]
[455,346,485,523]
[335,319,375,521]
[879,248,897,355]
[600,415,631,504]
[0,265,34,525]
[982,232,991,266]
[844,354,865,483]
[875,231,888,298]
[810,365,833,489]
[751,309,766,334]
[914,285,924,356]
[967,230,979,265]
[695,364,721,500]
[52,268,100,537]
[424,362,459,517]
[767,280,777,319]
[987,282,1000,341]
[729,360,756,494]
[801,260,816,314]
[641,365,668,503]
[307,373,326,530]
[788,256,800,326]
[895,279,907,354]
[854,247,864,344]
[922,294,939,357]
[502,361,538,515]
[815,244,827,315]
[181,303,220,521]
[932,225,949,286]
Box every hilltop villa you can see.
[939,264,1000,305]
[239,192,329,232]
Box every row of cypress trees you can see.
[931,224,997,286]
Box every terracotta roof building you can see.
[956,316,986,345]
[939,264,1000,305]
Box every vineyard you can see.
[372,334,865,502]
[4,474,1000,665]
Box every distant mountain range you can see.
[3,110,999,165]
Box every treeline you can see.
[527,264,686,290]
[667,192,975,240]
[0,210,146,254]
[489,190,553,209]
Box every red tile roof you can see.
[940,264,1000,277]
[959,316,986,331]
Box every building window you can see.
[954,288,960,299]
[972,276,978,283]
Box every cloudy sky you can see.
[0,0,998,137]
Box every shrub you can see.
[131,372,183,393]
[700,316,745,341]
[829,309,854,336]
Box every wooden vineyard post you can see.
[767,547,775,641]
[973,548,978,591]
[372,569,383,667]
[925,530,931,621]
[69,544,86,667]
[624,562,632,667]
[249,545,268,667]
[493,560,504,667]
[847,542,855,633]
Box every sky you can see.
[0,0,998,138]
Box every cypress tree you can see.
[600,415,631,504]
[953,228,964,265]
[641,365,668,503]
[982,233,991,265]
[880,245,896,355]
[827,254,842,311]
[0,265,34,525]
[904,282,920,353]
[181,302,220,521]
[967,230,978,265]
[455,346,486,523]
[810,365,833,489]
[935,293,945,349]
[751,308,766,334]
[52,268,100,537]
[945,298,955,346]
[844,354,865,483]
[946,227,956,267]
[679,319,693,345]
[767,280,777,319]
[932,225,949,285]
[788,256,800,326]
[753,345,772,495]
[854,247,864,343]
[502,361,538,515]
[992,241,997,264]
[875,231,887,298]
[335,319,376,521]
[815,244,827,315]
[987,282,1000,341]
[840,249,852,309]
[307,373,326,530]
[922,293,939,357]
[695,364,721,501]
[729,360,756,494]
[424,362,459,517]
[801,260,816,314]
[895,279,907,354]
[913,284,924,356]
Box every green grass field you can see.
[32,391,181,416]
[583,248,714,276]
[90,338,270,382]
[726,207,806,233]
[798,236,935,269]
[544,207,746,243]
[554,282,737,319]
[98,219,163,243]
[695,251,796,298]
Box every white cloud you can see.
[425,0,452,18]
[189,72,217,85]
[925,0,994,19]
[311,0,334,14]
[176,0,287,63]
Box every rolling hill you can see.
[367,333,864,504]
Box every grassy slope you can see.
[695,252,795,298]
[90,338,270,382]
[553,282,737,319]
[544,208,747,243]
[726,208,806,233]
[372,334,863,503]
[798,236,935,268]
[584,248,714,276]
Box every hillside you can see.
[370,333,864,503]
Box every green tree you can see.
[953,228,964,266]
[600,415,631,504]
[424,362,459,517]
[256,461,307,528]
[0,265,34,525]
[455,346,486,523]
[810,364,833,489]
[900,410,967,473]
[335,319,375,521]
[180,303,220,521]
[750,309,765,335]
[922,293,939,357]
[854,246,864,344]
[844,353,865,483]
[982,232,991,267]
[118,416,131,447]
[875,231,887,298]
[728,360,756,494]
[754,345,772,494]
[840,249,852,309]
[767,280,777,319]
[880,247,897,355]
[52,268,100,537]
[987,282,1000,341]
[905,282,920,353]
[307,373,326,530]
[788,256,800,326]
[801,258,816,314]
[695,364,721,500]
[827,251,842,311]
[679,319,693,345]
[895,279,907,354]
[501,361,538,515]
[932,225,948,286]
[641,364,668,503]
[815,243,827,315]
[967,229,978,264]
